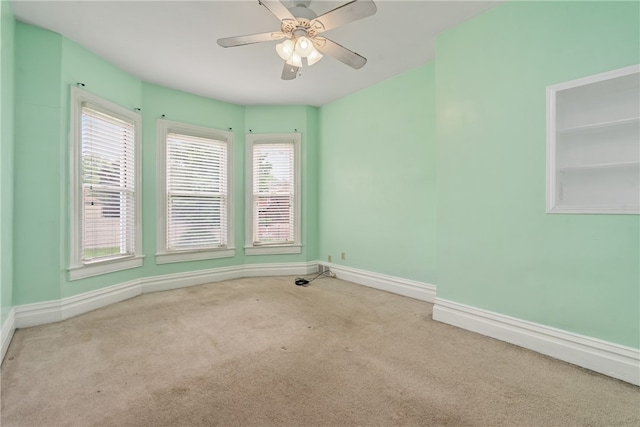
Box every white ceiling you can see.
[11,0,503,107]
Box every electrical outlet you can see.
[341,252,345,260]
[327,255,332,262]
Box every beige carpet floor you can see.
[1,276,639,426]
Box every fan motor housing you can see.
[282,17,321,39]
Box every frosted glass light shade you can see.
[276,39,294,60]
[277,37,323,68]
[286,52,302,67]
[294,36,313,57]
[306,47,323,66]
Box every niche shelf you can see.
[546,65,640,214]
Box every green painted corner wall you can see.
[140,82,246,278]
[10,22,320,305]
[245,105,320,263]
[0,0,15,328]
[13,22,63,304]
[59,37,145,298]
[305,106,320,262]
[318,63,437,284]
[435,1,640,347]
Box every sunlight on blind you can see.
[81,105,136,262]
[166,133,227,251]
[253,143,294,245]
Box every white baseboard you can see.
[1,307,16,364]
[320,262,436,303]
[14,279,142,329]
[62,279,142,322]
[5,260,424,363]
[140,265,241,294]
[433,298,640,386]
[141,262,317,293]
[7,262,637,387]
[13,261,318,331]
[243,261,318,277]
[14,299,65,328]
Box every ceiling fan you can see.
[217,0,377,80]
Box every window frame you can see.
[245,133,301,255]
[156,119,234,264]
[68,86,143,281]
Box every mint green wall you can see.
[436,1,640,347]
[11,22,319,306]
[305,106,319,262]
[245,105,320,263]
[0,0,15,327]
[59,38,144,298]
[13,23,63,304]
[13,25,144,303]
[140,82,246,277]
[318,63,437,283]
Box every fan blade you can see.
[311,0,377,33]
[282,62,299,80]
[313,37,367,69]
[259,0,296,23]
[217,32,285,48]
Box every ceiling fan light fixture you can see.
[276,39,295,60]
[219,0,377,80]
[278,35,322,68]
[286,51,303,67]
[294,36,313,57]
[306,47,323,66]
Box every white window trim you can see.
[245,133,301,256]
[68,86,143,281]
[156,119,235,264]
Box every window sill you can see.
[155,248,235,264]
[244,245,302,256]
[68,255,144,281]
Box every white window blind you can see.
[252,143,295,245]
[81,105,136,262]
[166,133,228,250]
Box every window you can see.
[245,133,301,255]
[546,65,639,214]
[156,120,234,263]
[69,87,142,280]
